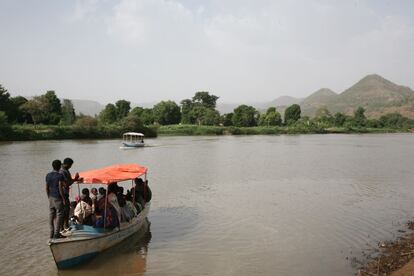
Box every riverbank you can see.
[0,124,412,141]
[157,124,409,136]
[0,124,157,141]
[358,221,414,275]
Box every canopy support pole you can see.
[104,188,108,229]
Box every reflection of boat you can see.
[122,132,145,147]
[48,164,151,269]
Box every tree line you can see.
[1,84,414,135]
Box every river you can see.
[0,134,414,275]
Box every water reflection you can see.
[58,219,152,276]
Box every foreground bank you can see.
[1,124,413,141]
[359,221,414,275]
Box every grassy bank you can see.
[0,124,157,141]
[157,124,410,136]
[0,124,411,141]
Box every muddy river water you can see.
[1,134,414,275]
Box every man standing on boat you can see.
[46,160,66,239]
[60,157,81,232]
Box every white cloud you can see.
[69,0,100,22]
[107,0,196,47]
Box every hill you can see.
[300,88,338,117]
[330,74,414,118]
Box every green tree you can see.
[0,111,10,138]
[221,113,233,126]
[379,113,409,128]
[130,107,155,125]
[259,107,282,126]
[115,100,131,120]
[121,114,143,131]
[334,112,346,127]
[21,96,48,125]
[314,106,333,126]
[130,106,144,117]
[284,104,301,125]
[188,106,220,125]
[141,108,154,125]
[61,99,76,125]
[0,85,14,122]
[354,107,366,127]
[153,100,181,125]
[9,96,29,123]
[0,111,8,127]
[75,115,98,128]
[192,91,219,109]
[99,104,118,124]
[180,99,194,124]
[232,105,258,127]
[44,91,62,124]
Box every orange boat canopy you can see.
[79,163,148,185]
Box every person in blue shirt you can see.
[46,160,66,239]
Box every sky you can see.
[0,0,413,105]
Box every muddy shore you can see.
[358,222,414,275]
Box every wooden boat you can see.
[122,132,145,147]
[48,164,151,269]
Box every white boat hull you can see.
[122,142,145,147]
[49,203,150,269]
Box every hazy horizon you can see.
[1,0,413,104]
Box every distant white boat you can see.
[122,132,145,147]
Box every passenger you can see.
[95,189,119,229]
[46,160,66,239]
[107,183,122,223]
[117,186,133,222]
[129,188,143,213]
[97,187,106,201]
[81,188,93,206]
[74,194,93,225]
[134,178,152,209]
[90,187,98,213]
[59,157,82,232]
[95,204,119,229]
[125,192,138,217]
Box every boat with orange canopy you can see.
[48,163,151,269]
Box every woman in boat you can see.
[74,194,94,225]
[94,190,119,229]
[107,183,122,223]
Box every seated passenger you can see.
[81,188,93,206]
[134,178,152,209]
[95,204,119,229]
[90,187,98,213]
[117,186,133,222]
[107,183,122,223]
[97,187,106,201]
[74,194,94,225]
[125,191,138,216]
